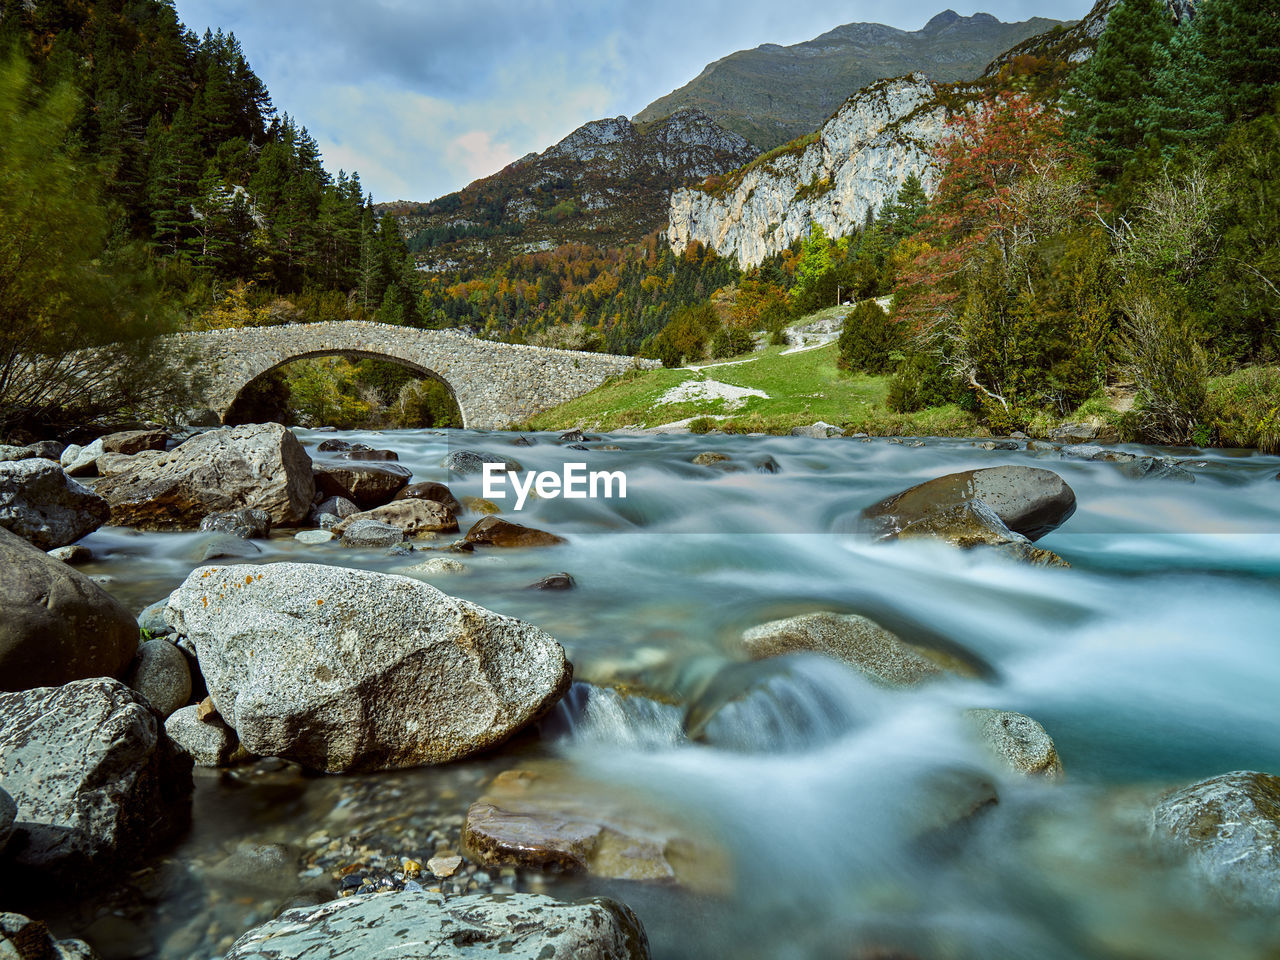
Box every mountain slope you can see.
[389,109,756,271]
[636,10,1065,151]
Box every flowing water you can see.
[35,429,1280,959]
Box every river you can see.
[31,428,1280,959]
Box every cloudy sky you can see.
[175,1,1092,203]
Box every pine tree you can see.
[1067,0,1176,180]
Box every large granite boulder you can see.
[0,678,192,880]
[313,461,411,509]
[93,424,314,529]
[864,465,1076,542]
[0,527,138,691]
[165,563,571,772]
[1152,771,1280,910]
[0,459,110,549]
[223,889,649,960]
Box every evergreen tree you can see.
[1067,0,1175,180]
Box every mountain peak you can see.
[924,9,961,29]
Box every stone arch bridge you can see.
[161,321,659,429]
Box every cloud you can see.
[175,0,1095,202]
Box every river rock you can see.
[198,534,262,562]
[339,518,405,547]
[137,598,174,638]
[92,451,145,477]
[60,440,102,476]
[0,788,14,853]
[0,444,31,461]
[313,461,411,508]
[464,765,727,892]
[0,914,101,960]
[863,465,1076,542]
[965,709,1063,779]
[1049,422,1098,444]
[443,450,522,477]
[165,705,240,767]
[223,888,649,960]
[892,501,1070,567]
[462,496,501,515]
[465,516,566,548]
[790,421,841,438]
[394,481,464,515]
[0,677,191,879]
[47,544,92,564]
[294,529,335,545]
[1151,771,1280,910]
[0,459,111,549]
[528,572,576,590]
[165,563,571,772]
[692,451,730,465]
[0,528,138,691]
[1121,457,1195,482]
[93,423,315,529]
[100,429,170,456]
[405,556,466,576]
[741,612,976,686]
[308,494,359,526]
[124,639,192,719]
[333,499,458,538]
[199,508,272,539]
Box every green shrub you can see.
[1208,367,1280,453]
[837,301,902,374]
[1120,288,1209,445]
[710,326,756,359]
[887,353,957,413]
[688,417,716,434]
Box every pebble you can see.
[428,855,463,878]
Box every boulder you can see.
[1152,771,1280,910]
[0,459,110,549]
[223,888,650,960]
[394,481,463,515]
[124,639,192,719]
[199,508,272,539]
[463,765,727,893]
[0,677,191,879]
[60,440,103,477]
[965,708,1063,779]
[0,527,138,691]
[863,465,1076,542]
[100,429,169,456]
[465,516,566,548]
[443,450,522,477]
[740,612,979,687]
[0,787,13,853]
[0,914,100,960]
[891,501,1070,567]
[92,451,146,477]
[93,423,315,529]
[313,461,411,509]
[333,500,458,538]
[165,563,571,772]
[165,704,240,767]
[339,518,405,548]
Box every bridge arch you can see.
[159,321,660,430]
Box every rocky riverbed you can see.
[1,423,1280,960]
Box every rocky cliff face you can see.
[390,109,756,270]
[668,75,947,267]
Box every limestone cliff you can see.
[667,75,947,268]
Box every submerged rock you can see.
[222,888,650,960]
[443,450,522,477]
[0,677,191,880]
[0,527,138,692]
[528,572,576,590]
[0,458,111,549]
[863,465,1076,542]
[692,451,730,465]
[313,460,412,508]
[333,499,458,538]
[165,563,571,772]
[406,556,467,576]
[892,501,1070,567]
[465,516,566,548]
[1152,770,1280,910]
[965,708,1063,779]
[463,765,728,892]
[93,423,315,529]
[740,611,978,686]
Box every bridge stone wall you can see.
[162,321,660,430]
